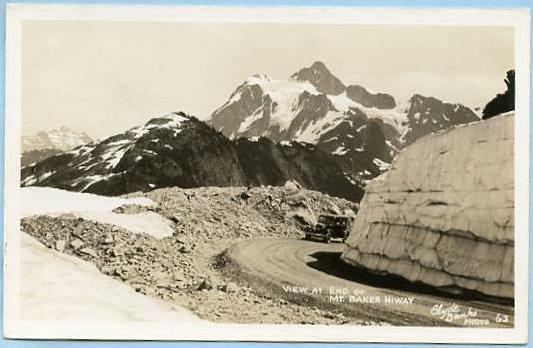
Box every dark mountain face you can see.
[401,94,479,146]
[235,138,363,201]
[22,113,363,202]
[209,82,264,138]
[21,148,62,167]
[346,85,396,109]
[364,120,391,162]
[291,61,346,95]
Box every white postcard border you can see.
[3,4,530,343]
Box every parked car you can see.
[303,214,354,243]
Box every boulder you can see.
[197,275,222,291]
[69,238,84,250]
[221,282,240,293]
[55,240,66,252]
[341,113,514,298]
[286,204,317,227]
[284,179,302,191]
[78,247,98,258]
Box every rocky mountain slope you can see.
[341,112,514,299]
[21,113,363,202]
[21,148,62,167]
[210,61,479,181]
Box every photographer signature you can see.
[430,302,478,322]
[431,302,510,326]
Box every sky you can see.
[22,21,514,139]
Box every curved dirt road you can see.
[222,238,514,327]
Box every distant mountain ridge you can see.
[22,127,93,152]
[21,113,363,202]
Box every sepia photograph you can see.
[3,4,530,344]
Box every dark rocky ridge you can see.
[21,113,363,202]
[401,94,479,146]
[291,61,346,95]
[345,85,396,109]
[483,69,515,119]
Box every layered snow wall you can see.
[341,113,514,298]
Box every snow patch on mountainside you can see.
[294,111,345,143]
[250,76,321,133]
[95,112,188,169]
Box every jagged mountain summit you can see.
[21,113,363,201]
[291,61,346,96]
[22,126,93,152]
[209,61,479,181]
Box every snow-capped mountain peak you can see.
[210,61,480,185]
[127,112,190,138]
[22,127,93,153]
[210,62,408,145]
[247,73,273,83]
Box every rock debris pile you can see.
[22,215,196,299]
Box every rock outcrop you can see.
[345,85,396,109]
[341,113,514,299]
[291,61,346,95]
[401,94,479,146]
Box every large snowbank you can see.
[342,113,514,298]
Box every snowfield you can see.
[21,187,154,218]
[18,187,197,322]
[75,211,174,239]
[22,187,174,239]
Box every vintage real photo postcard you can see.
[3,4,530,344]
